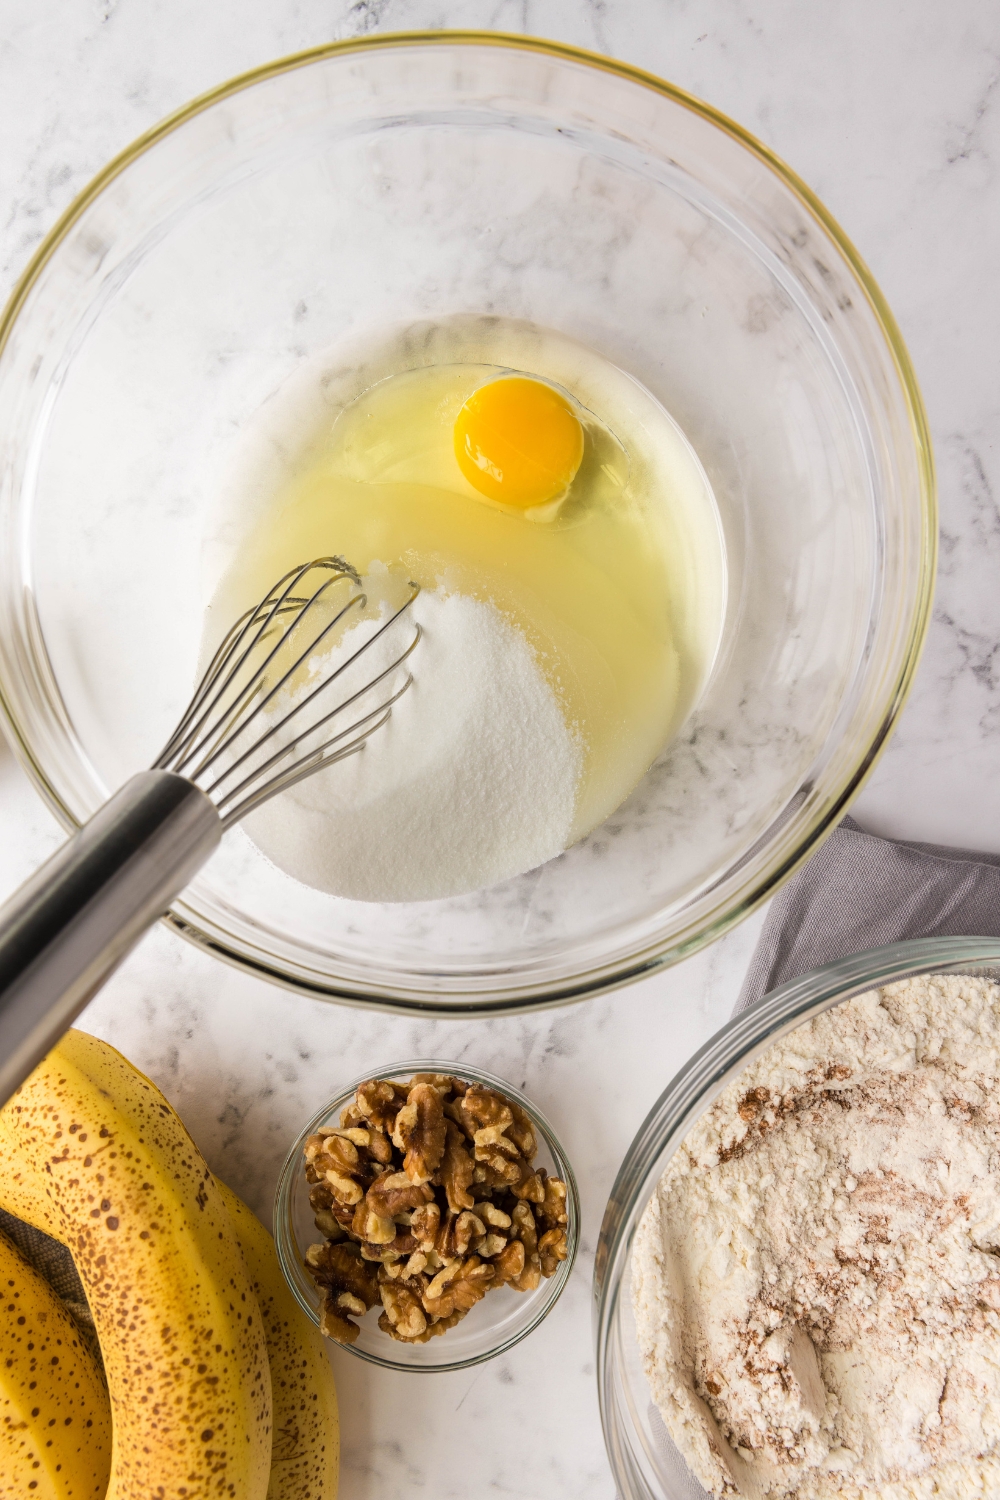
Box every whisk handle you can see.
[0,771,220,1107]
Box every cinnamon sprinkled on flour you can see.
[631,975,1000,1499]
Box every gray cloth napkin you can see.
[736,815,1000,1013]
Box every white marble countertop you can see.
[1,2,998,1495]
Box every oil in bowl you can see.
[204,316,726,902]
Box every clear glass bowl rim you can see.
[593,935,1000,1498]
[0,31,937,1015]
[273,1055,580,1372]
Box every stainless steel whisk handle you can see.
[0,771,221,1106]
[0,557,420,1107]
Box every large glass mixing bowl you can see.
[0,34,934,1014]
[595,938,1000,1500]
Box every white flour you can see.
[632,974,1000,1500]
[245,583,581,902]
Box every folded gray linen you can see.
[735,815,1000,1013]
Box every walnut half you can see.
[392,1081,447,1184]
[306,1240,381,1344]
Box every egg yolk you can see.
[453,376,585,509]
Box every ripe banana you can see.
[215,1181,339,1500]
[0,1227,111,1499]
[0,1029,272,1500]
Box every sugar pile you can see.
[244,583,582,902]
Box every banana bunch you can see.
[0,1031,338,1500]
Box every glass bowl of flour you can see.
[0,36,934,1014]
[595,937,1000,1500]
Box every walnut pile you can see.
[302,1074,570,1345]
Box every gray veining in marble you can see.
[1,2,998,1495]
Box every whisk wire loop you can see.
[215,669,417,827]
[167,561,362,779]
[155,559,339,768]
[204,603,421,804]
[155,557,420,826]
[183,582,366,784]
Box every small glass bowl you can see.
[594,937,1000,1498]
[274,1057,579,1372]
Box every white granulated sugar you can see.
[245,583,581,902]
[631,974,1000,1500]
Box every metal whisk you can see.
[157,557,420,826]
[0,558,420,1104]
